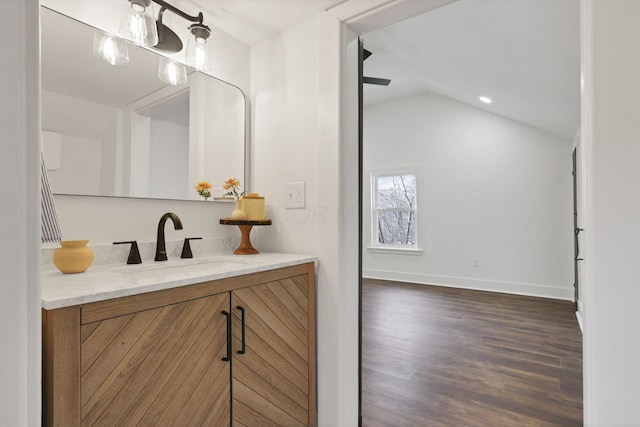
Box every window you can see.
[371,171,418,249]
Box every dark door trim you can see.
[357,37,364,427]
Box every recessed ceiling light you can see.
[479,96,492,104]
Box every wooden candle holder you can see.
[219,219,272,255]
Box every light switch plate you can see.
[285,182,306,209]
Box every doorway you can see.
[360,0,579,424]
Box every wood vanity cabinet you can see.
[42,263,316,427]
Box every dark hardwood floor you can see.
[361,279,583,427]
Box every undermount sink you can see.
[108,256,248,277]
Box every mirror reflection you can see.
[40,7,246,201]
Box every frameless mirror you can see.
[40,6,246,201]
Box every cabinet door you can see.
[232,274,313,427]
[80,293,231,426]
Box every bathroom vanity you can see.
[41,253,317,427]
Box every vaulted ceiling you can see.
[361,0,580,140]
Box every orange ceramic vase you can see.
[53,240,94,274]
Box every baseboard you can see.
[362,269,574,301]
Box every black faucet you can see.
[155,212,183,261]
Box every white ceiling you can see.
[167,0,350,46]
[361,0,581,140]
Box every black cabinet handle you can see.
[237,306,246,355]
[221,310,231,362]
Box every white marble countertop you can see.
[42,252,317,310]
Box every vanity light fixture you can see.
[144,0,213,71]
[185,22,213,71]
[101,0,214,84]
[119,0,159,47]
[158,56,187,85]
[479,96,492,104]
[93,31,130,66]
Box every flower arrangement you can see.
[194,180,212,200]
[223,178,245,199]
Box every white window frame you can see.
[369,168,422,254]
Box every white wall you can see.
[42,90,120,141]
[363,93,574,300]
[189,72,246,198]
[250,13,359,426]
[149,119,189,199]
[48,134,102,195]
[42,90,117,196]
[582,0,640,425]
[0,0,41,424]
[52,194,238,245]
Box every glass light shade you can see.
[185,31,213,71]
[93,32,129,65]
[119,0,158,47]
[158,57,187,86]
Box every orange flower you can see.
[194,180,212,192]
[194,180,212,200]
[222,178,240,190]
[222,178,244,199]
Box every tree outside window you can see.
[372,172,417,247]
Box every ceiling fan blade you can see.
[363,48,373,61]
[363,76,391,86]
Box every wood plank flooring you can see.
[361,279,583,427]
